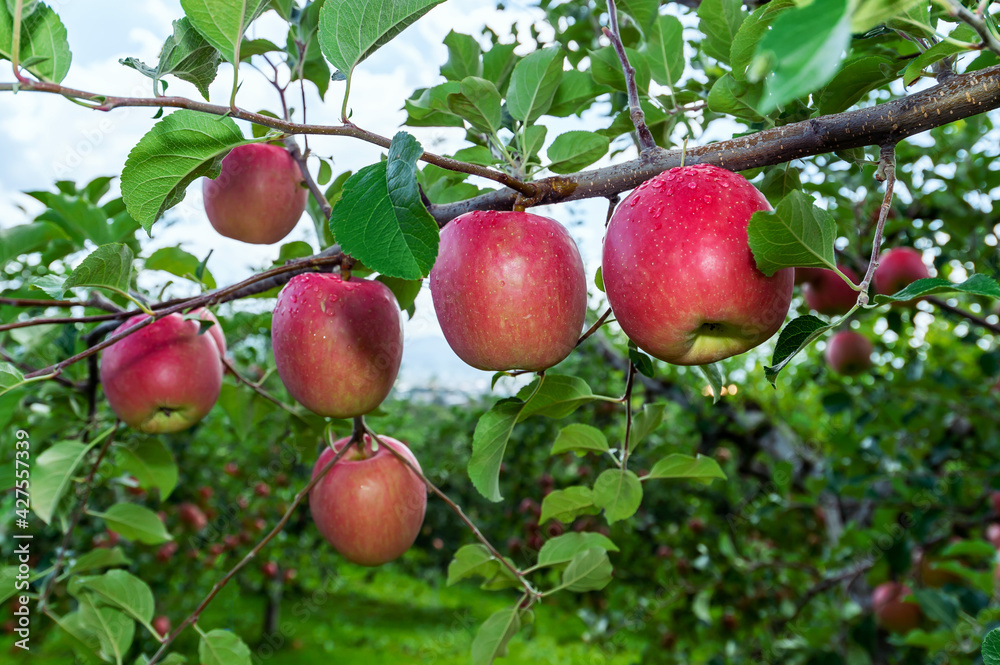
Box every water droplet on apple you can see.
[703,195,712,203]
[688,182,697,189]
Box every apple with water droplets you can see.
[602,164,793,365]
[825,330,873,375]
[802,265,860,316]
[203,143,308,245]
[309,434,427,566]
[100,309,225,433]
[271,273,403,418]
[430,210,587,371]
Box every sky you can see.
[0,0,619,393]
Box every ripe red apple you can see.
[100,309,225,433]
[986,522,1000,548]
[272,273,403,418]
[202,143,307,245]
[261,561,278,579]
[152,615,171,639]
[825,330,873,375]
[155,541,178,563]
[802,265,860,316]
[253,482,271,498]
[602,164,793,365]
[872,582,922,633]
[224,462,240,477]
[991,491,1000,517]
[794,267,825,285]
[429,210,587,371]
[197,486,213,504]
[874,247,930,296]
[309,434,426,566]
[178,502,208,532]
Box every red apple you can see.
[602,164,793,365]
[197,486,213,504]
[272,273,403,418]
[802,265,860,316]
[261,561,278,579]
[178,502,208,532]
[152,615,171,639]
[825,330,873,375]
[155,541,178,563]
[872,582,922,633]
[992,491,1000,517]
[283,568,297,583]
[254,482,271,498]
[986,522,1000,548]
[202,143,307,245]
[100,309,225,433]
[874,247,930,296]
[794,267,825,285]
[917,554,962,588]
[309,434,426,566]
[224,462,240,477]
[429,210,587,371]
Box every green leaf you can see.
[547,131,609,174]
[0,567,20,604]
[593,469,643,524]
[446,76,502,134]
[468,398,525,502]
[199,629,252,665]
[376,275,422,315]
[590,45,649,93]
[759,165,802,204]
[851,0,927,33]
[318,0,445,82]
[551,423,609,456]
[145,246,217,289]
[539,486,599,524]
[548,70,605,117]
[537,533,618,568]
[404,82,464,128]
[645,14,684,87]
[707,73,764,123]
[764,315,832,385]
[482,41,518,95]
[121,110,247,234]
[115,439,178,500]
[240,37,280,59]
[872,274,1000,305]
[730,0,794,81]
[630,403,666,448]
[817,56,895,114]
[903,30,974,86]
[645,454,727,481]
[48,610,103,659]
[33,440,93,524]
[754,0,851,113]
[471,606,522,665]
[67,547,131,576]
[329,131,440,279]
[77,595,135,664]
[912,589,958,627]
[446,544,518,588]
[518,374,598,421]
[507,47,564,122]
[62,243,135,299]
[0,362,25,396]
[179,0,268,64]
[698,0,745,65]
[747,190,838,277]
[156,18,221,100]
[77,570,154,625]
[440,30,481,80]
[0,221,67,270]
[698,363,725,404]
[520,125,547,161]
[984,628,1000,665]
[0,2,72,83]
[560,547,613,592]
[286,0,330,98]
[91,504,172,545]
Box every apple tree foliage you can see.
[1,0,1000,663]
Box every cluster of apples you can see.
[797,247,930,376]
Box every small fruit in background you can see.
[178,503,208,531]
[872,582,922,633]
[874,247,930,297]
[152,615,171,639]
[825,330,874,375]
[801,265,860,316]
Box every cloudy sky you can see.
[0,0,628,392]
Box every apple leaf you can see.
[115,439,178,500]
[199,629,252,665]
[376,275,422,316]
[983,628,1000,665]
[33,439,97,524]
[446,544,519,589]
[471,605,523,665]
[616,0,658,34]
[644,454,727,481]
[630,403,667,449]
[318,0,445,84]
[61,243,135,300]
[817,56,896,115]
[593,469,643,524]
[851,0,927,33]
[872,274,1000,306]
[121,110,247,234]
[0,362,25,396]
[76,594,135,664]
[764,315,832,386]
[753,0,851,113]
[146,246,217,289]
[468,397,526,502]
[446,76,502,135]
[440,30,482,81]
[560,547,613,592]
[747,191,838,277]
[590,45,649,93]
[537,533,619,568]
[75,570,155,626]
[0,2,72,83]
[698,0,745,65]
[547,131,609,174]
[90,504,172,545]
[902,25,977,86]
[730,0,794,81]
[698,363,725,404]
[539,486,600,524]
[646,15,684,87]
[551,424,609,456]
[330,131,440,280]
[517,374,601,421]
[179,0,267,65]
[121,18,221,100]
[506,46,564,122]
[67,547,131,576]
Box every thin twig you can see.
[620,362,636,466]
[285,139,332,220]
[857,144,897,305]
[146,441,353,665]
[576,308,613,348]
[0,296,121,313]
[926,296,1000,335]
[363,424,539,598]
[603,0,658,153]
[221,356,308,420]
[37,424,118,611]
[946,0,1000,56]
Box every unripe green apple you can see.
[100,309,225,433]
[602,164,793,365]
[825,330,873,375]
[430,210,587,371]
[802,265,860,316]
[309,435,427,566]
[271,273,403,418]
[872,582,922,633]
[203,143,308,245]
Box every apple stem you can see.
[602,2,658,154]
[349,416,366,449]
[576,308,613,348]
[858,144,897,306]
[363,424,541,599]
